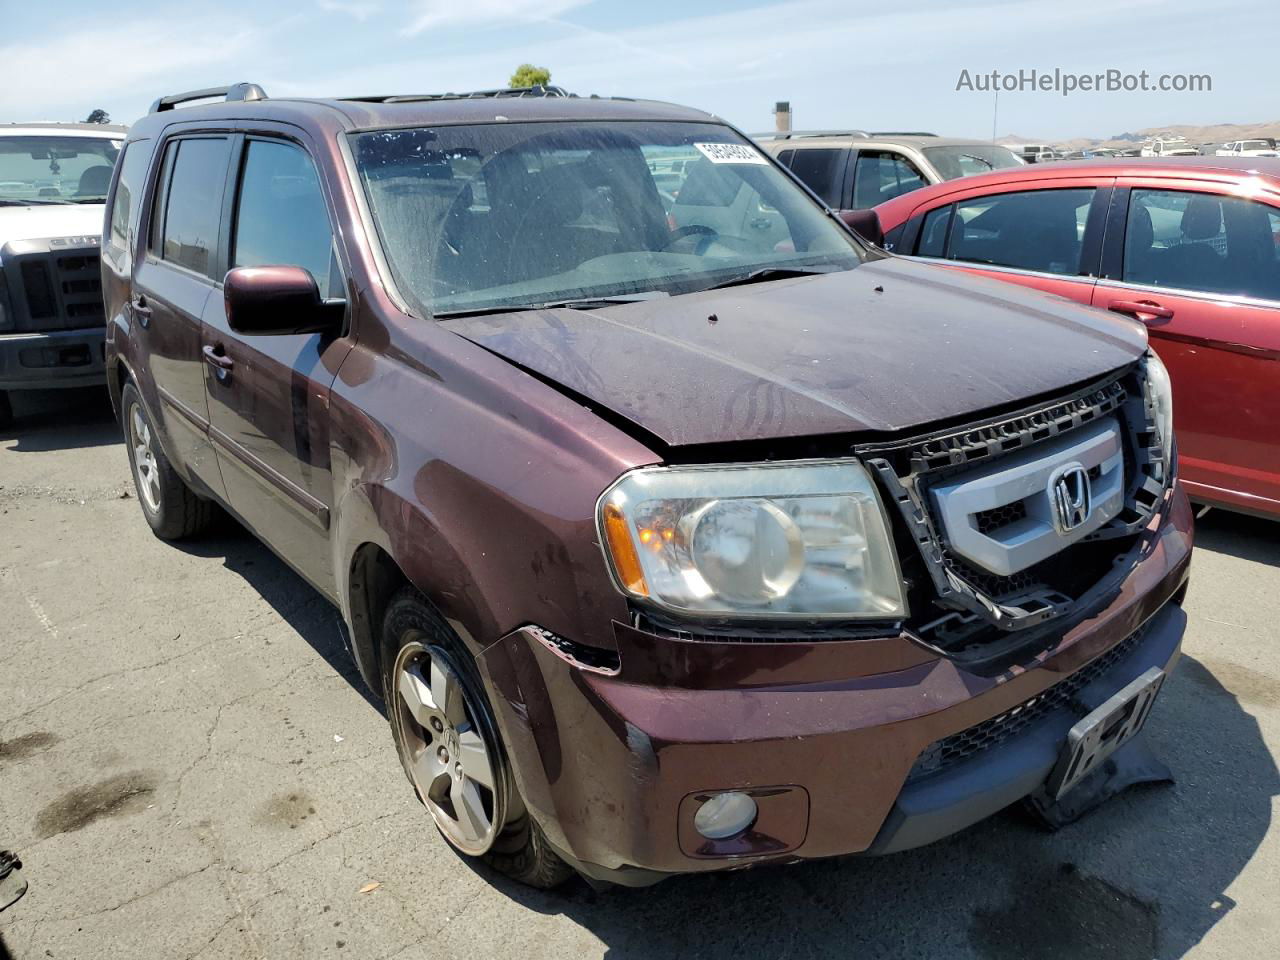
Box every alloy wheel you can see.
[391,641,502,856]
[128,403,162,514]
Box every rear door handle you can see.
[131,296,152,327]
[1107,299,1175,323]
[202,344,234,381]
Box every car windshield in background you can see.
[0,136,121,205]
[922,144,1023,180]
[352,121,862,317]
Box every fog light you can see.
[693,791,757,840]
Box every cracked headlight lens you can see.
[598,459,905,619]
[1142,350,1175,479]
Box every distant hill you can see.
[999,121,1280,152]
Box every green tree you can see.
[83,108,110,124]
[509,64,551,88]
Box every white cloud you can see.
[0,19,259,122]
[403,0,591,35]
[318,0,381,20]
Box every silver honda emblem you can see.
[1049,463,1092,534]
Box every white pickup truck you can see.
[0,122,125,427]
[1215,139,1280,158]
[1139,138,1199,158]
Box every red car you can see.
[870,157,1280,519]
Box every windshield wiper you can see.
[434,292,668,319]
[0,198,74,206]
[959,153,994,170]
[701,266,837,291]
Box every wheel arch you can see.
[336,481,498,696]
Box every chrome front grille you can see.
[3,242,104,333]
[928,416,1126,576]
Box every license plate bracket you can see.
[1046,666,1166,800]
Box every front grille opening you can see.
[974,500,1028,536]
[908,621,1150,781]
[62,277,101,295]
[20,261,57,318]
[66,302,104,320]
[56,255,94,271]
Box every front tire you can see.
[0,390,11,430]
[381,588,574,889]
[120,382,212,540]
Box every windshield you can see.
[922,144,1024,180]
[0,135,121,205]
[352,120,862,317]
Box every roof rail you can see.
[752,129,870,140]
[870,130,938,137]
[348,85,575,105]
[149,83,267,114]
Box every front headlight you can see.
[1141,350,1175,478]
[598,459,906,619]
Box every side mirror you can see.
[840,209,885,248]
[223,266,345,336]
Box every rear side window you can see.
[232,139,337,296]
[786,148,845,207]
[105,141,151,268]
[942,188,1094,276]
[1124,188,1280,301]
[918,205,952,257]
[852,151,926,209]
[153,137,231,279]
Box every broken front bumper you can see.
[477,487,1193,886]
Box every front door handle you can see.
[202,344,234,381]
[1107,299,1175,324]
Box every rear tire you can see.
[0,390,11,430]
[380,588,574,890]
[121,382,212,540]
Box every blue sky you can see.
[2,0,1275,139]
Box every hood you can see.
[0,204,104,246]
[442,258,1146,448]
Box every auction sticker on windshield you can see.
[694,142,769,164]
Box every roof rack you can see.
[870,131,938,137]
[347,85,575,105]
[149,83,267,114]
[752,129,870,140]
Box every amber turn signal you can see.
[602,501,649,596]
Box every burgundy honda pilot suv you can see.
[103,83,1192,888]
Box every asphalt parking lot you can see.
[1,387,1277,960]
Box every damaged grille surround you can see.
[858,364,1171,644]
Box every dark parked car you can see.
[104,83,1191,888]
[872,156,1280,519]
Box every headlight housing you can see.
[597,459,906,620]
[1141,350,1175,480]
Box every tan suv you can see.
[758,130,1023,211]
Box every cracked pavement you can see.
[2,388,1279,960]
